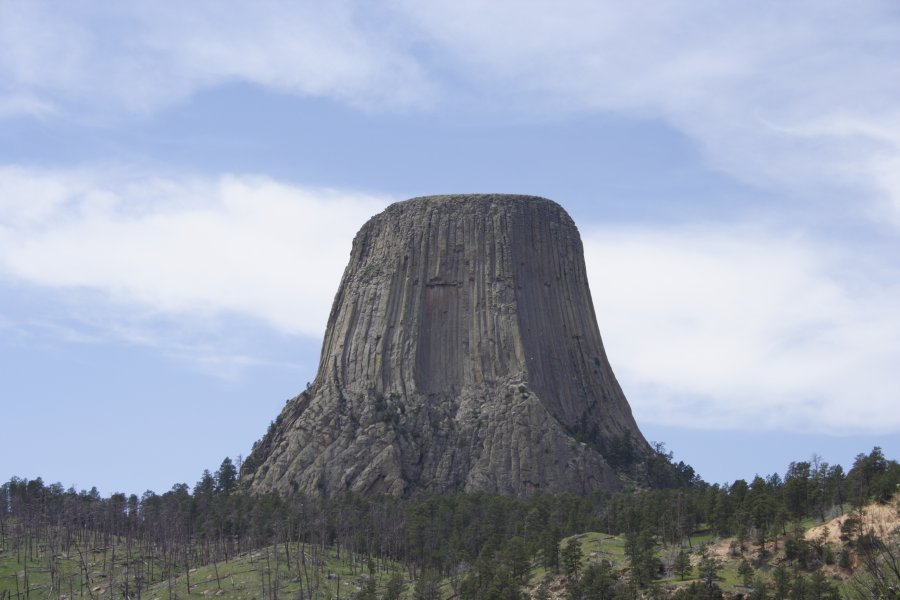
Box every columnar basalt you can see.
[242,194,653,496]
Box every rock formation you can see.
[242,194,654,496]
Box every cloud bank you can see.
[0,166,390,337]
[584,227,900,434]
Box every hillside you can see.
[2,495,897,599]
[2,447,897,599]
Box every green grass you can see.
[685,529,717,549]
[554,529,787,596]
[716,559,744,589]
[795,516,823,531]
[565,531,628,567]
[0,542,161,598]
[0,538,413,599]
[139,546,415,600]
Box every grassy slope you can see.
[141,547,412,599]
[0,526,855,599]
[0,540,413,599]
[548,496,899,597]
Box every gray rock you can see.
[243,194,653,496]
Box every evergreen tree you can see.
[846,446,899,505]
[825,464,846,514]
[808,569,840,600]
[354,558,379,600]
[697,553,722,591]
[561,538,583,580]
[789,571,807,600]
[483,566,525,600]
[382,572,405,600]
[500,535,530,583]
[194,469,215,497]
[568,561,617,600]
[672,581,723,600]
[749,576,771,600]
[625,530,658,586]
[772,564,791,600]
[413,571,441,600]
[737,559,754,588]
[674,549,692,581]
[784,461,812,522]
[355,575,378,600]
[215,457,237,495]
[542,527,561,573]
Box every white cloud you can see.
[394,1,900,226]
[0,166,391,338]
[0,1,433,116]
[3,163,896,433]
[0,166,76,226]
[584,226,900,434]
[3,1,900,433]
[3,2,899,224]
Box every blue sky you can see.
[1,1,899,495]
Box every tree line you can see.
[1,447,897,599]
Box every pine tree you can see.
[194,469,215,497]
[697,553,722,591]
[561,538,583,580]
[215,457,237,495]
[382,572,405,600]
[542,527,561,574]
[737,559,754,588]
[772,564,791,600]
[674,549,692,580]
[626,530,658,586]
[413,571,441,600]
[569,561,617,600]
[750,575,771,600]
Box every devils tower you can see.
[242,194,655,496]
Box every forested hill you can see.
[2,447,898,599]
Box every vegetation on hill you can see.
[1,447,897,599]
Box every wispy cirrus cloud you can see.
[3,2,899,224]
[0,1,433,117]
[395,0,900,226]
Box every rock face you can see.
[242,194,653,497]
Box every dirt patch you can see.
[528,574,569,599]
[804,497,900,544]
[695,537,742,564]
